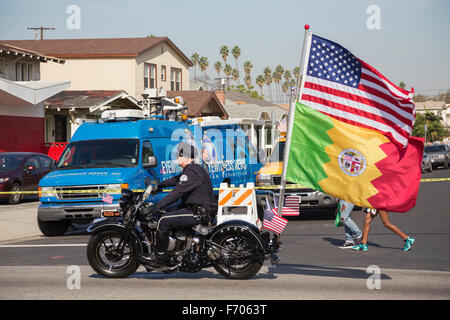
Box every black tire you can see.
[37,217,70,236]
[212,227,264,280]
[8,183,22,204]
[87,230,138,278]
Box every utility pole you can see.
[27,27,55,40]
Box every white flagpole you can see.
[277,25,312,216]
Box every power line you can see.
[27,26,55,40]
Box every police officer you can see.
[142,142,215,262]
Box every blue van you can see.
[37,114,263,236]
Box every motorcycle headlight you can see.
[39,187,56,197]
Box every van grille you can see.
[56,185,107,200]
[272,176,315,192]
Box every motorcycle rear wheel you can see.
[212,228,264,280]
[87,230,138,278]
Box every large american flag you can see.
[300,34,415,148]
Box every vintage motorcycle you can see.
[86,183,280,279]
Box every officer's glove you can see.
[151,184,162,195]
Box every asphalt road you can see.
[0,169,449,300]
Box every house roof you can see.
[223,91,287,122]
[0,37,193,66]
[167,90,228,119]
[44,90,140,111]
[414,100,446,110]
[0,43,65,64]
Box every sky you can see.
[1,0,449,98]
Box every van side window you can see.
[142,141,155,164]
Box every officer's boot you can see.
[140,230,170,263]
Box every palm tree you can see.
[283,70,292,103]
[263,67,273,102]
[293,66,300,85]
[256,75,265,96]
[273,65,284,103]
[244,75,252,89]
[231,68,239,85]
[214,61,222,78]
[219,45,229,65]
[231,46,241,84]
[243,61,253,78]
[199,56,209,87]
[191,53,199,81]
[223,64,233,89]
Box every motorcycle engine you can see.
[179,252,203,273]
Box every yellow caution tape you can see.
[0,178,449,195]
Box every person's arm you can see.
[156,168,202,209]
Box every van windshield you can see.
[270,141,285,162]
[55,139,140,170]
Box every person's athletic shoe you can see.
[403,237,415,251]
[352,243,368,251]
[339,241,355,249]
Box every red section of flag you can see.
[367,136,424,212]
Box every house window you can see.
[161,65,166,81]
[15,62,33,81]
[144,63,157,89]
[170,68,182,91]
[0,58,5,79]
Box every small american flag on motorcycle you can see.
[263,208,288,234]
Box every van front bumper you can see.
[256,189,337,211]
[38,202,120,221]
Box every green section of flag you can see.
[285,102,335,191]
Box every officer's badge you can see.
[180,174,188,182]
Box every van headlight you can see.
[105,184,128,194]
[39,187,56,197]
[0,177,9,183]
[256,174,272,186]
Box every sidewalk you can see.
[0,201,42,243]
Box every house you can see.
[220,91,288,155]
[0,43,70,153]
[43,90,141,142]
[414,100,446,120]
[166,90,228,119]
[1,37,193,100]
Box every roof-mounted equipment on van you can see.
[101,109,145,121]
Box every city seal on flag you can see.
[338,148,367,177]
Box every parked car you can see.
[421,152,432,173]
[0,152,55,204]
[424,144,450,169]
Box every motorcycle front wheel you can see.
[212,228,264,280]
[87,230,138,278]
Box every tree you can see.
[293,66,300,84]
[231,68,239,85]
[191,53,199,81]
[413,111,445,142]
[263,67,273,102]
[244,75,252,89]
[199,56,209,87]
[256,75,265,96]
[243,61,253,77]
[219,45,229,65]
[214,61,222,78]
[273,65,284,103]
[399,81,406,89]
[231,46,241,85]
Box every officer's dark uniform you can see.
[150,143,215,254]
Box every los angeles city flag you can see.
[285,34,424,212]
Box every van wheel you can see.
[37,217,70,236]
[8,183,22,204]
